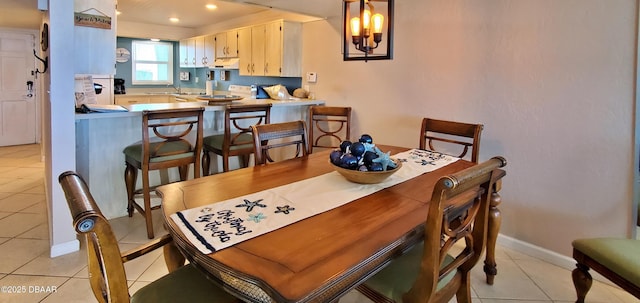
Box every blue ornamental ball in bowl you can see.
[329,134,401,184]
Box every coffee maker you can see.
[114,78,126,94]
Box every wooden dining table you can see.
[159,145,505,303]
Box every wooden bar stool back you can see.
[123,107,204,239]
[58,171,238,303]
[251,120,309,165]
[308,106,351,152]
[202,103,271,175]
[356,157,507,303]
[420,118,483,163]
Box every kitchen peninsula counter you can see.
[76,99,324,218]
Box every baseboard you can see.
[496,234,613,286]
[49,239,80,258]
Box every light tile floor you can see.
[0,144,637,303]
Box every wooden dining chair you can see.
[356,156,507,303]
[58,171,238,303]
[571,238,640,302]
[202,103,271,175]
[123,107,204,239]
[420,118,484,163]
[308,105,351,152]
[251,120,310,165]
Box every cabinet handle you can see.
[247,64,251,73]
[265,62,268,73]
[251,63,255,73]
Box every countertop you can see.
[75,99,325,120]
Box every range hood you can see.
[212,58,240,69]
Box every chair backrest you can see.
[251,120,310,165]
[58,171,131,303]
[142,107,204,175]
[419,118,483,163]
[223,103,271,151]
[308,106,352,152]
[403,157,506,302]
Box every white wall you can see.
[45,0,79,257]
[301,0,637,256]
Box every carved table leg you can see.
[484,179,502,285]
[163,223,186,272]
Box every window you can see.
[131,40,173,85]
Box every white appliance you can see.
[75,74,114,105]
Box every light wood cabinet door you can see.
[238,27,252,76]
[115,96,149,105]
[194,36,205,67]
[204,34,216,67]
[226,30,238,57]
[264,21,282,77]
[251,25,266,76]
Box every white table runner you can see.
[172,149,459,254]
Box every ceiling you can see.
[0,0,341,30]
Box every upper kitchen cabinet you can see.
[180,35,215,68]
[179,37,196,67]
[216,30,238,58]
[237,20,301,77]
[238,25,265,76]
[202,34,215,67]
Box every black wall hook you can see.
[34,49,48,76]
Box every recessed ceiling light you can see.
[150,38,160,42]
[116,10,121,15]
[169,17,180,23]
[206,4,217,10]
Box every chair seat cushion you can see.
[124,141,194,163]
[203,133,254,152]
[572,238,640,287]
[361,241,457,302]
[131,264,237,303]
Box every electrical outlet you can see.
[306,72,317,83]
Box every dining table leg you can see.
[163,240,186,272]
[484,179,502,285]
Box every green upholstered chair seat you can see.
[131,264,236,303]
[124,141,194,163]
[572,238,640,287]
[361,241,457,302]
[203,133,254,151]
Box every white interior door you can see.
[0,32,36,146]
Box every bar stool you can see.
[308,106,351,152]
[202,103,271,175]
[124,107,204,239]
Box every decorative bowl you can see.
[331,160,402,184]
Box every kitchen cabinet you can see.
[237,20,302,77]
[215,30,238,58]
[179,38,196,67]
[202,34,216,67]
[238,25,266,76]
[115,95,172,106]
[181,35,215,68]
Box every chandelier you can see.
[343,0,394,62]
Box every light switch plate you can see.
[306,72,317,83]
